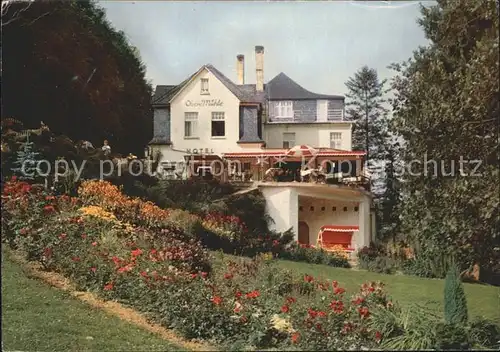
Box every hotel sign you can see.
[185,99,224,107]
[186,148,215,155]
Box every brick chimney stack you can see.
[236,54,245,85]
[255,46,264,92]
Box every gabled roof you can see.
[266,72,344,100]
[152,64,265,107]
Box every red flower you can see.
[150,249,157,255]
[211,296,222,305]
[342,322,353,334]
[240,316,248,323]
[245,290,260,299]
[224,273,233,280]
[235,291,242,298]
[315,323,323,331]
[358,307,370,318]
[304,275,314,283]
[131,248,143,257]
[43,247,52,257]
[329,300,344,314]
[190,273,198,279]
[11,176,17,181]
[375,331,382,342]
[112,256,121,266]
[72,257,80,262]
[118,264,134,273]
[317,311,327,318]
[201,272,208,279]
[90,267,97,273]
[334,287,346,295]
[273,240,279,246]
[59,233,67,240]
[140,271,148,277]
[104,282,114,291]
[281,305,290,313]
[291,332,300,344]
[81,234,87,239]
[368,286,375,292]
[352,296,365,305]
[43,205,55,213]
[91,241,98,246]
[286,297,296,304]
[307,308,317,318]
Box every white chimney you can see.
[255,46,264,92]
[236,54,245,85]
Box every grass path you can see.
[277,259,500,324]
[1,250,186,351]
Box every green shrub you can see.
[279,242,350,268]
[468,317,500,349]
[357,243,398,274]
[444,265,468,325]
[434,323,470,350]
[401,250,453,279]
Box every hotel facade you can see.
[149,46,375,253]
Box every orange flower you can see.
[211,296,222,305]
[104,282,114,291]
[334,287,346,295]
[291,332,300,344]
[131,248,143,257]
[245,290,260,299]
[304,275,314,283]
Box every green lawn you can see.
[1,253,184,351]
[277,259,500,324]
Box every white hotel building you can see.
[149,46,375,253]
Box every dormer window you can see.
[201,78,209,94]
[274,101,293,119]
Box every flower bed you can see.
[3,177,498,350]
[1,178,388,349]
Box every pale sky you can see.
[99,1,433,96]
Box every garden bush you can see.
[357,243,399,274]
[444,264,468,325]
[279,242,350,268]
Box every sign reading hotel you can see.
[186,148,215,155]
[185,99,224,107]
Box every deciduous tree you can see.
[2,0,153,155]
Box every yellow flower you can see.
[270,314,294,333]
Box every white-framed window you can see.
[184,112,198,138]
[201,78,209,94]
[274,101,293,118]
[330,132,342,149]
[211,112,225,137]
[282,132,296,149]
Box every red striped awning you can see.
[320,225,359,232]
[286,145,318,158]
[223,148,366,158]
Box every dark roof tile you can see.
[266,72,344,100]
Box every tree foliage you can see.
[390,0,499,271]
[345,66,389,161]
[2,0,153,155]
